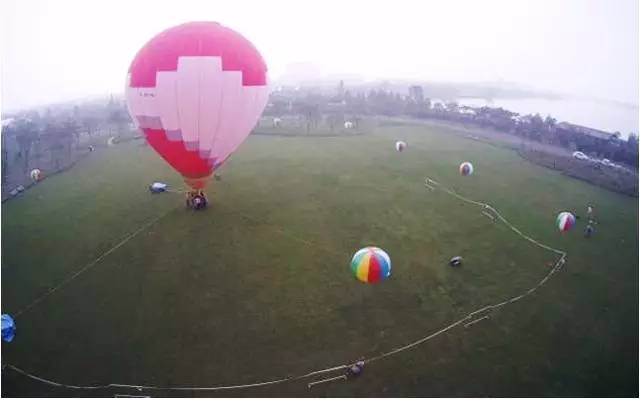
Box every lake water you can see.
[456,97,638,139]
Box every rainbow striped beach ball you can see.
[556,211,576,232]
[350,247,392,283]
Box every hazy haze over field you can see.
[1,0,638,112]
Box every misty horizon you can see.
[2,0,638,110]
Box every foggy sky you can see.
[1,0,638,113]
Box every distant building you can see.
[555,121,617,153]
[326,100,346,112]
[1,122,19,157]
[1,123,21,185]
[337,80,345,100]
[458,106,477,116]
[408,85,424,103]
[556,122,613,141]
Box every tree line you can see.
[2,96,132,184]
[265,84,638,168]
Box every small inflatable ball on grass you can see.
[556,211,576,232]
[449,256,463,267]
[459,162,474,176]
[350,247,391,283]
[2,314,16,342]
[30,168,42,181]
[395,141,407,152]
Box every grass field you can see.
[1,120,637,397]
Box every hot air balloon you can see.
[2,314,15,342]
[459,162,474,176]
[350,247,391,283]
[395,141,407,152]
[556,211,576,232]
[30,168,42,181]
[125,22,269,207]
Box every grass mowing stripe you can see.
[14,205,179,319]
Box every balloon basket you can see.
[185,190,208,210]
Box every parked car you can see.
[572,151,589,160]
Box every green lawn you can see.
[1,121,637,397]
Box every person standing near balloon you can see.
[586,204,596,223]
[584,220,595,238]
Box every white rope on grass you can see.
[13,206,178,319]
[2,364,106,390]
[165,189,189,194]
[482,211,495,221]
[108,377,293,392]
[427,177,566,256]
[464,315,489,328]
[308,375,347,388]
[3,176,568,394]
[2,363,348,393]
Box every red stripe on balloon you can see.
[144,128,213,179]
[368,253,382,283]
